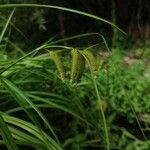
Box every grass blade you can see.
[0,113,19,150]
[0,8,15,44]
[2,113,63,150]
[0,76,61,149]
[0,4,125,34]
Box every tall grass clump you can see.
[0,2,141,150]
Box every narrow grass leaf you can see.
[0,4,125,34]
[0,8,15,44]
[0,76,61,149]
[2,114,63,150]
[0,113,19,150]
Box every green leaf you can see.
[0,113,19,150]
[0,76,61,149]
[0,8,15,44]
[0,4,125,34]
[2,114,63,150]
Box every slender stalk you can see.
[127,96,150,148]
[82,47,110,150]
[92,76,110,150]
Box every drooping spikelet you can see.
[49,51,65,81]
[70,49,85,83]
[81,50,98,77]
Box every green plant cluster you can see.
[97,50,150,118]
[0,47,150,149]
[0,3,150,150]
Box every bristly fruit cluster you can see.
[49,49,103,83]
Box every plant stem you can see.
[92,77,110,150]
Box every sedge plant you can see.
[49,46,110,150]
[0,3,125,150]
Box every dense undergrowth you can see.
[1,47,150,150]
[0,3,150,150]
